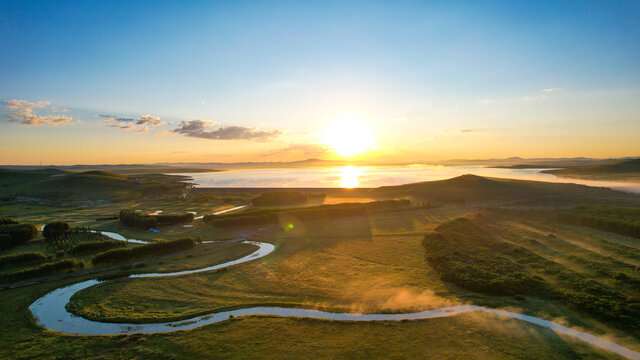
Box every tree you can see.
[43,222,74,252]
[43,222,70,240]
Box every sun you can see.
[340,166,361,188]
[321,118,376,158]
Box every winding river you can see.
[28,237,640,359]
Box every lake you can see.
[177,165,640,193]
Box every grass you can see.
[2,174,640,358]
[68,208,462,322]
[61,207,640,348]
[0,280,628,359]
[0,232,132,279]
[0,168,188,201]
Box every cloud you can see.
[5,99,50,109]
[100,113,164,133]
[4,99,72,126]
[476,99,492,104]
[522,87,562,101]
[136,114,165,126]
[97,114,135,122]
[172,119,281,141]
[136,126,149,134]
[460,126,486,133]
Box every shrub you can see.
[0,252,46,268]
[5,258,78,281]
[91,238,194,265]
[156,213,194,226]
[70,240,126,255]
[424,215,640,331]
[43,222,71,240]
[119,209,158,229]
[422,217,551,297]
[203,200,410,228]
[0,223,38,250]
[0,234,11,250]
[251,192,323,207]
[558,206,640,238]
[0,218,18,225]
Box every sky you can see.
[1,0,639,165]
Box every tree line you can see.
[203,200,411,228]
[251,191,326,207]
[423,215,640,332]
[91,237,195,265]
[558,205,640,238]
[0,218,38,251]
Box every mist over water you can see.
[177,166,640,193]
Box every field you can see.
[1,172,640,359]
[0,207,635,359]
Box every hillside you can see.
[370,174,639,206]
[542,158,640,181]
[0,169,189,201]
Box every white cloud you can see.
[100,113,164,133]
[172,119,281,141]
[4,99,72,126]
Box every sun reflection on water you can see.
[340,166,361,188]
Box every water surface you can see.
[177,166,640,193]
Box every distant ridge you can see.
[371,174,638,206]
[3,156,637,171]
[541,158,640,181]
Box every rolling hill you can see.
[542,158,640,181]
[0,169,189,201]
[370,174,639,206]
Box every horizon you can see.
[2,1,640,164]
[3,155,640,167]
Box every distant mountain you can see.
[2,156,638,172]
[442,157,631,168]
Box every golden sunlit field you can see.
[2,187,639,359]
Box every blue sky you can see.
[1,1,639,164]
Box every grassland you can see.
[0,206,635,359]
[423,212,640,333]
[0,169,189,201]
[64,207,640,344]
[2,174,640,358]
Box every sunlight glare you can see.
[322,118,375,157]
[340,166,361,188]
